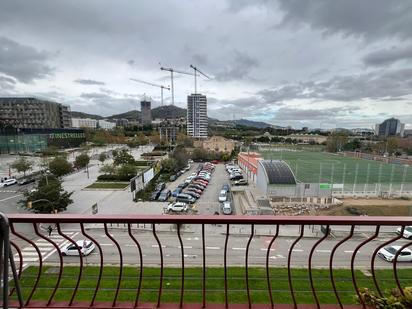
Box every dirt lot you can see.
[319,198,412,216]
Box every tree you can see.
[113,149,135,166]
[117,164,138,179]
[11,157,33,176]
[20,175,73,213]
[161,158,178,173]
[326,133,348,152]
[48,156,73,177]
[98,152,107,164]
[74,153,90,169]
[386,137,398,155]
[99,164,117,175]
[171,145,189,169]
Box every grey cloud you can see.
[363,46,412,66]
[0,75,16,90]
[80,92,110,100]
[78,92,141,116]
[259,68,412,102]
[272,106,361,122]
[74,79,105,85]
[214,50,259,81]
[0,36,53,82]
[277,0,412,41]
[192,54,209,66]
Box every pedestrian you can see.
[47,225,53,236]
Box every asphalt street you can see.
[9,224,412,269]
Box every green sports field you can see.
[259,149,412,193]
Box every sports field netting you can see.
[259,149,412,194]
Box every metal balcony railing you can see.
[1,213,412,308]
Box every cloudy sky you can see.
[0,0,412,129]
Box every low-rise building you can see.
[159,125,178,144]
[98,119,116,130]
[194,136,235,153]
[286,134,327,144]
[237,152,262,183]
[71,118,98,129]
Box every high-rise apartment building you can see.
[140,100,152,126]
[0,97,72,129]
[187,94,207,138]
[375,118,405,137]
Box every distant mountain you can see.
[152,105,186,119]
[233,119,275,129]
[70,107,283,129]
[70,111,103,120]
[108,110,140,120]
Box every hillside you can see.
[107,110,140,120]
[70,111,103,120]
[152,105,186,119]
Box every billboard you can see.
[143,168,154,184]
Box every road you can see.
[9,224,412,269]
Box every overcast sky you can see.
[0,0,412,129]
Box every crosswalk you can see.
[13,232,79,269]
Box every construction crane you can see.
[130,78,170,106]
[160,67,193,105]
[190,65,210,94]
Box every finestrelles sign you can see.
[46,129,86,148]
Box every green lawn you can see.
[85,182,129,189]
[9,266,412,305]
[259,150,412,190]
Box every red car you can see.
[194,179,208,185]
[187,188,202,195]
[211,160,219,164]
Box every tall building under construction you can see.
[187,94,207,138]
[140,100,152,126]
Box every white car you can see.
[0,179,17,187]
[167,202,188,212]
[218,190,227,202]
[62,240,95,256]
[377,246,412,262]
[396,226,412,239]
[222,201,232,215]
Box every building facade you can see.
[375,118,405,137]
[141,100,152,126]
[0,97,72,129]
[187,94,208,138]
[71,118,98,129]
[197,136,235,153]
[159,125,178,144]
[0,128,85,154]
[237,152,262,183]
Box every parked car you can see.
[230,174,244,181]
[158,189,171,201]
[222,201,232,215]
[378,246,412,262]
[169,175,177,182]
[62,240,95,256]
[218,190,227,202]
[193,180,208,187]
[172,187,183,197]
[188,159,194,164]
[189,184,205,191]
[0,179,17,187]
[150,190,161,201]
[211,160,219,164]
[234,179,248,186]
[155,182,166,191]
[187,187,202,195]
[396,226,412,239]
[18,178,35,185]
[222,183,230,192]
[184,191,200,199]
[178,182,188,189]
[176,193,196,204]
[167,202,188,212]
[177,170,184,176]
[185,176,195,183]
[194,177,209,184]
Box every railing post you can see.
[1,212,9,309]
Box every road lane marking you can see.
[232,247,246,250]
[206,246,220,250]
[260,248,275,251]
[289,249,303,252]
[151,244,166,248]
[316,250,331,253]
[22,252,42,256]
[22,258,39,262]
[126,244,136,247]
[178,246,193,249]
[100,244,113,246]
[344,250,355,253]
[0,194,22,202]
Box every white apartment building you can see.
[187,93,208,138]
[71,118,116,130]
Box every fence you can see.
[2,213,412,308]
